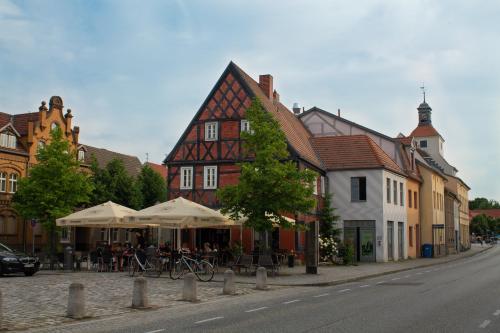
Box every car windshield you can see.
[0,242,13,252]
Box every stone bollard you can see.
[67,283,85,319]
[256,266,268,290]
[182,273,198,302]
[223,269,236,295]
[132,277,149,309]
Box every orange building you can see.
[0,96,80,252]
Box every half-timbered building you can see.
[164,62,325,254]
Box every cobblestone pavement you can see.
[1,271,260,331]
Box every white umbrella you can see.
[126,197,233,249]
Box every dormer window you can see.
[0,133,16,149]
[78,150,85,162]
[205,122,218,141]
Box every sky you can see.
[0,0,498,200]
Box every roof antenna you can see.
[145,152,149,163]
[420,83,426,103]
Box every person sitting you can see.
[203,242,212,254]
[180,242,191,254]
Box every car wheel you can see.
[24,269,35,276]
[0,263,3,276]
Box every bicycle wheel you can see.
[194,259,214,282]
[128,258,138,277]
[169,260,186,280]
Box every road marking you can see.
[416,272,423,275]
[376,281,386,284]
[404,275,411,278]
[425,270,431,273]
[283,299,301,304]
[245,307,268,313]
[145,330,166,333]
[391,277,400,281]
[313,293,330,298]
[493,310,500,316]
[360,285,370,288]
[479,320,491,328]
[338,289,351,293]
[194,317,224,324]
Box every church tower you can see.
[418,101,432,125]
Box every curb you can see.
[225,246,493,287]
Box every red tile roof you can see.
[232,63,323,169]
[409,124,441,138]
[470,209,500,219]
[82,145,142,177]
[310,135,404,175]
[145,162,167,180]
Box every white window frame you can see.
[180,167,193,190]
[78,150,85,162]
[0,172,6,192]
[312,177,318,195]
[241,120,251,133]
[0,133,16,149]
[320,176,326,197]
[60,227,71,243]
[8,173,17,193]
[203,166,217,189]
[205,122,218,141]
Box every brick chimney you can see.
[259,74,273,99]
[273,90,280,103]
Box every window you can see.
[386,178,391,204]
[320,176,326,197]
[51,122,59,130]
[112,228,119,242]
[205,122,218,141]
[78,150,85,162]
[204,166,217,189]
[241,120,251,133]
[180,167,193,189]
[393,180,398,205]
[420,140,427,148]
[433,191,436,209]
[8,173,17,193]
[351,177,367,201]
[409,226,414,247]
[60,227,70,243]
[312,177,318,195]
[408,190,412,208]
[0,133,16,149]
[37,141,45,152]
[0,172,5,192]
[100,228,108,241]
[125,230,132,243]
[410,151,415,170]
[400,183,404,206]
[414,191,418,209]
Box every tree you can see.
[12,128,93,266]
[217,98,316,250]
[469,197,500,210]
[90,158,143,210]
[319,193,340,240]
[471,214,500,237]
[137,164,167,208]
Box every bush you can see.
[338,242,355,265]
[319,236,338,263]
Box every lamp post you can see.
[30,218,38,256]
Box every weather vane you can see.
[420,83,426,103]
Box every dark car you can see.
[0,242,40,276]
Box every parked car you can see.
[0,242,40,276]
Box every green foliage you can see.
[471,214,500,236]
[469,197,500,210]
[12,127,94,230]
[319,193,340,240]
[137,164,167,208]
[90,158,143,210]
[338,242,355,265]
[217,98,316,233]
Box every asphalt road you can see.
[32,246,500,333]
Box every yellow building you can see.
[0,97,79,251]
[416,161,447,257]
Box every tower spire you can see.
[420,83,426,103]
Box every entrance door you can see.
[398,222,404,260]
[360,228,375,262]
[344,227,357,260]
[387,221,394,260]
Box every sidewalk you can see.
[215,244,492,287]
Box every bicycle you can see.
[169,250,214,282]
[128,249,163,278]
